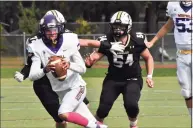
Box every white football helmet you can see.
[45,10,66,24]
[110,11,132,37]
[181,0,192,7]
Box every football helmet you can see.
[110,11,132,37]
[39,10,66,34]
[45,10,66,24]
[181,0,192,7]
[40,14,61,44]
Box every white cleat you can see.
[97,124,108,128]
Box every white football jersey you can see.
[166,2,193,46]
[28,33,86,92]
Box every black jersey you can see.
[98,31,147,80]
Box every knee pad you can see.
[96,104,112,119]
[185,97,192,101]
[124,102,139,118]
[181,88,192,99]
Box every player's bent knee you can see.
[181,88,192,99]
[58,113,68,121]
[124,102,139,118]
[96,104,112,119]
[56,121,68,126]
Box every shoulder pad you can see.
[97,35,107,42]
[27,35,40,44]
[131,32,147,46]
[64,29,73,33]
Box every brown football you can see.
[48,56,67,81]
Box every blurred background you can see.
[0,1,176,65]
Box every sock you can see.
[130,119,138,126]
[66,112,98,128]
[66,112,88,126]
[188,108,192,116]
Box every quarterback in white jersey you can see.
[146,0,192,117]
[28,14,108,128]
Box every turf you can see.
[1,68,177,78]
[1,77,191,128]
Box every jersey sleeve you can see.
[135,32,147,53]
[69,50,86,74]
[166,2,173,18]
[97,35,110,55]
[27,43,45,81]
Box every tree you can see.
[18,1,40,34]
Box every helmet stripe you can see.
[53,10,58,17]
[51,10,55,16]
[116,11,123,20]
[51,10,57,17]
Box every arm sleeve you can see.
[28,45,45,81]
[97,35,109,55]
[20,65,30,80]
[69,50,86,74]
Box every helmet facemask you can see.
[44,27,59,44]
[110,23,129,37]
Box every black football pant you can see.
[33,76,89,123]
[96,76,143,119]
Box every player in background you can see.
[145,1,192,116]
[28,14,108,128]
[14,10,124,128]
[85,11,154,128]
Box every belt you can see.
[178,50,192,54]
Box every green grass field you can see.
[1,76,191,128]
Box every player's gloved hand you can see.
[14,71,24,82]
[110,42,125,55]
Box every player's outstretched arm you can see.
[141,48,154,88]
[79,38,125,53]
[14,52,33,82]
[79,39,100,47]
[146,18,174,48]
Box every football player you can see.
[85,11,154,128]
[14,10,124,128]
[146,1,192,116]
[28,14,108,128]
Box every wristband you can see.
[147,74,152,79]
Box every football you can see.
[48,56,67,81]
